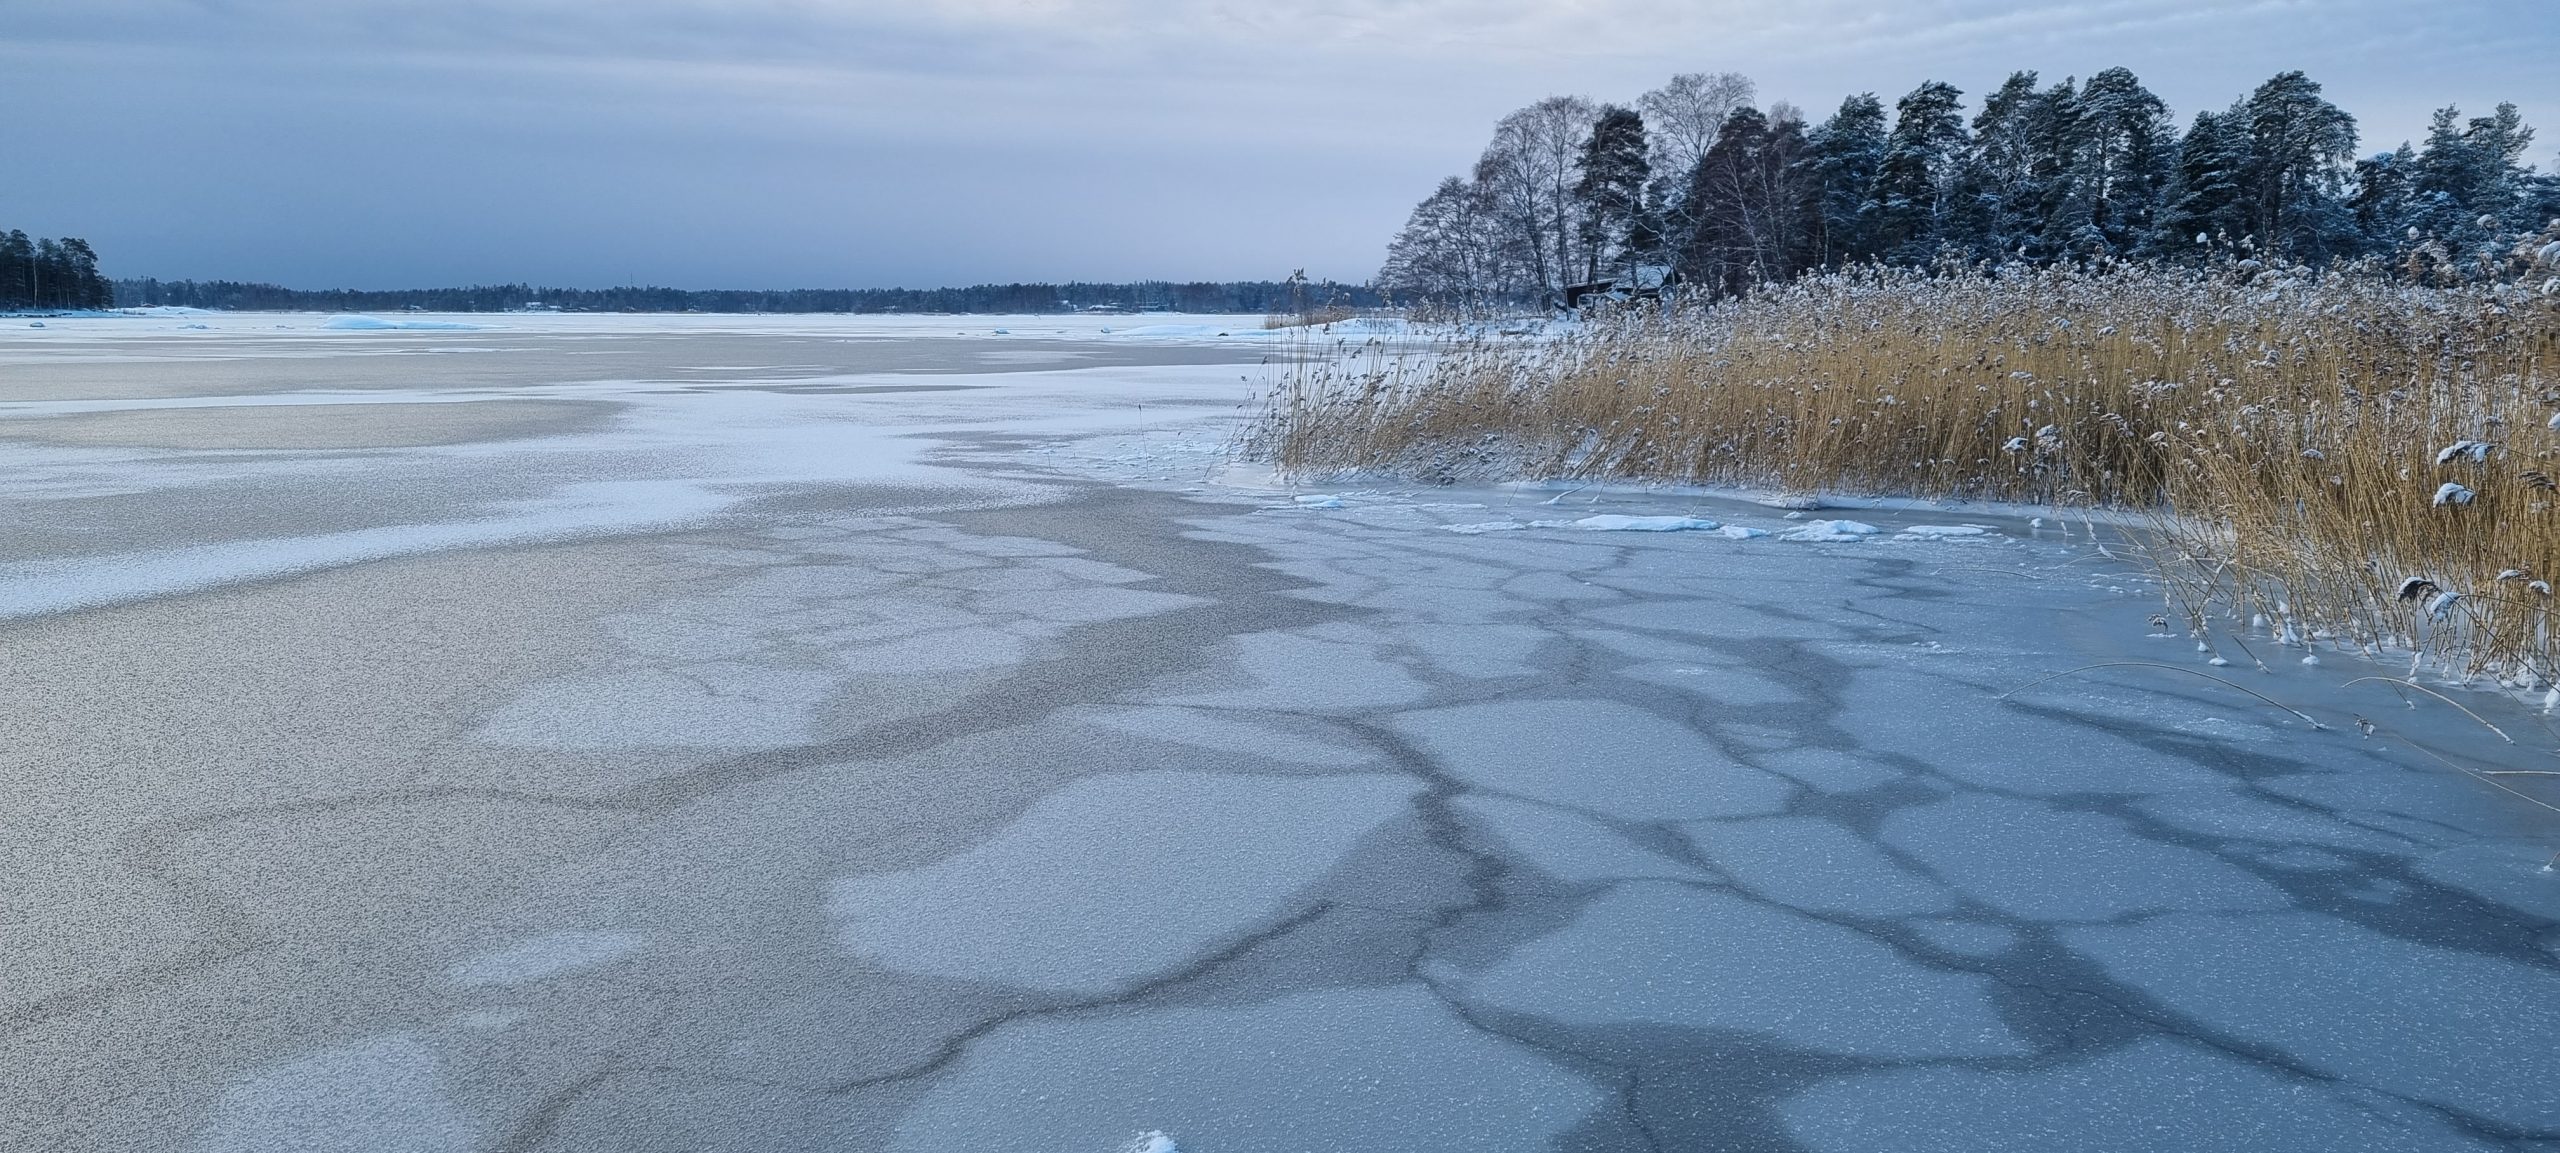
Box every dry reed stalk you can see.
[1263,305,1362,330]
[1250,262,2560,682]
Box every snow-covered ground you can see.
[2,314,2554,1152]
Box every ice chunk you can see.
[1779,519,1882,542]
[1570,514,1720,532]
[829,772,1420,993]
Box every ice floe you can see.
[1568,514,1721,532]
[1779,519,1883,542]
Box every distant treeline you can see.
[111,278,1383,314]
[2,230,115,311]
[1382,68,2560,304]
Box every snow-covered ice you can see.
[1567,513,1721,532]
[322,314,485,331]
[6,312,2554,1153]
[1779,518,1883,542]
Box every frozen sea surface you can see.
[1,313,2554,1153]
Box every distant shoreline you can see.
[107,278,1386,316]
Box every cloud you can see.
[3,0,2551,287]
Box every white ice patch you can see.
[322,315,484,331]
[885,985,1598,1153]
[1291,494,1345,509]
[1779,519,1882,542]
[0,479,733,621]
[829,771,1420,993]
[1569,514,1721,532]
[1897,525,1991,539]
[1394,699,1793,821]
[473,662,837,749]
[1442,520,1528,534]
[1714,525,1771,539]
[451,930,642,987]
[1124,1132,1180,1153]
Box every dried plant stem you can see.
[1251,262,2560,680]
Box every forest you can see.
[107,278,1381,315]
[1379,69,2560,303]
[0,231,116,311]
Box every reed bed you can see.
[1263,304,1363,330]
[1252,262,2560,683]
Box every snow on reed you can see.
[1253,261,2560,683]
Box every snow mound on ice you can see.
[1571,515,1721,532]
[323,315,484,331]
[1779,519,1882,542]
[1898,524,1992,539]
[1124,1132,1180,1153]
[1446,517,1769,538]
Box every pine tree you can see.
[1952,71,2051,260]
[2164,108,2253,255]
[2464,102,2537,232]
[2239,71,2359,259]
[1803,94,1889,266]
[56,239,109,309]
[2070,67,2177,256]
[0,231,31,311]
[1869,81,1969,263]
[2388,102,2545,277]
[1679,107,1818,295]
[1574,105,1655,282]
[2351,143,2419,249]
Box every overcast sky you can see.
[5,1,2553,289]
